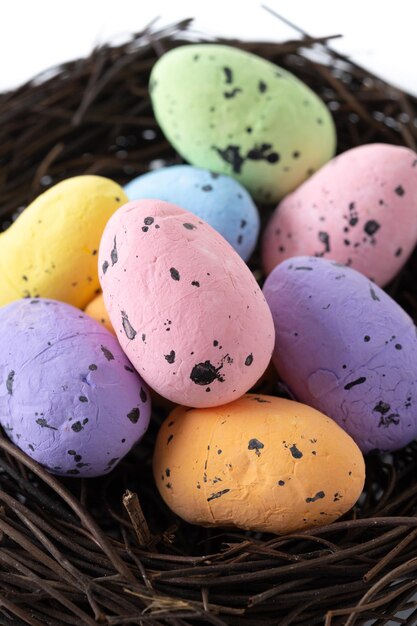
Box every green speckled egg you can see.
[150,44,336,203]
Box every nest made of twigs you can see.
[1,18,417,626]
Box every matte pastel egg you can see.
[0,298,150,477]
[263,256,417,453]
[124,165,260,261]
[262,144,417,286]
[153,394,365,534]
[99,200,274,408]
[149,44,336,203]
[85,293,115,334]
[0,176,128,308]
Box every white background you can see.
[0,0,416,95]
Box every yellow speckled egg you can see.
[153,394,365,534]
[85,293,115,334]
[0,176,127,308]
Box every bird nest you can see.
[1,18,417,626]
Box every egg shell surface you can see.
[149,44,336,203]
[0,176,128,308]
[153,394,365,534]
[85,293,115,334]
[99,200,274,408]
[0,298,150,477]
[124,165,260,261]
[263,256,417,453]
[262,144,417,286]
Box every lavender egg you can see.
[0,299,151,477]
[263,256,417,453]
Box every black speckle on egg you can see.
[6,371,14,395]
[207,489,230,502]
[121,311,137,340]
[110,237,118,266]
[88,364,97,371]
[36,418,57,430]
[124,365,134,373]
[395,344,403,350]
[223,67,233,84]
[318,231,331,253]
[183,223,196,230]
[344,377,367,390]
[164,350,176,364]
[79,396,88,403]
[395,185,405,196]
[364,220,380,236]
[71,421,84,433]
[248,438,264,457]
[278,480,285,486]
[144,217,154,225]
[170,268,180,281]
[102,261,109,274]
[223,88,242,99]
[101,346,114,361]
[369,286,380,302]
[364,336,371,342]
[140,387,147,403]
[306,491,325,503]
[245,354,253,366]
[127,408,140,424]
[202,185,213,192]
[190,361,225,385]
[191,280,200,287]
[373,401,391,415]
[258,80,267,93]
[395,248,402,257]
[289,444,303,459]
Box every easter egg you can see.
[263,256,417,453]
[85,293,114,334]
[149,44,336,203]
[262,144,417,286]
[99,200,274,407]
[153,394,365,534]
[0,298,150,477]
[124,165,260,261]
[0,176,128,308]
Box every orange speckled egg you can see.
[153,394,365,534]
[85,293,115,335]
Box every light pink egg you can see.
[99,200,274,408]
[262,144,417,286]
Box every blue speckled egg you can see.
[124,165,260,261]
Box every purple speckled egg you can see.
[0,298,151,477]
[263,256,417,453]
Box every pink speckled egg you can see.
[99,200,274,407]
[262,144,417,286]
